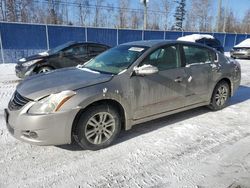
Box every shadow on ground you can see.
[57,85,250,151]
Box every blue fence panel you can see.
[224,34,236,51]
[213,33,226,47]
[118,29,142,44]
[183,31,199,36]
[48,25,86,48]
[200,32,214,35]
[165,31,182,40]
[144,31,164,40]
[0,23,47,63]
[0,23,47,49]
[87,28,117,47]
[235,34,246,45]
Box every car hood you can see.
[16,67,113,100]
[18,51,49,63]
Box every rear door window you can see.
[183,45,213,65]
[64,45,87,55]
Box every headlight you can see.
[28,90,76,114]
[22,59,42,66]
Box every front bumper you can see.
[230,51,250,59]
[4,106,79,146]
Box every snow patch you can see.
[38,51,49,56]
[19,58,26,62]
[177,34,214,42]
[77,67,100,74]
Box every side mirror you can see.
[133,65,159,76]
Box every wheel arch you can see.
[215,77,232,97]
[34,63,55,73]
[71,99,127,138]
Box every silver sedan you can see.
[5,40,241,150]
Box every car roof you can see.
[120,40,216,51]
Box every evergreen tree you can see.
[173,0,186,31]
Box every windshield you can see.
[84,45,148,74]
[48,41,75,55]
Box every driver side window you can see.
[141,45,180,71]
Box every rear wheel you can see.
[209,81,230,111]
[74,104,121,150]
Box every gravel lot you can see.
[0,59,250,188]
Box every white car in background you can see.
[230,38,250,59]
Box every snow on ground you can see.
[0,59,250,188]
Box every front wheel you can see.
[37,66,53,74]
[74,105,121,150]
[209,81,230,111]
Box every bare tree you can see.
[0,0,6,21]
[242,9,250,33]
[47,0,63,24]
[6,0,16,22]
[118,0,130,28]
[131,10,141,29]
[161,0,173,30]
[187,0,213,32]
[93,0,104,27]
[77,0,90,26]
[148,2,161,30]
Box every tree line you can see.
[0,0,249,33]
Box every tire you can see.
[74,104,121,150]
[209,81,230,111]
[37,66,53,74]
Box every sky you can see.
[215,0,250,19]
[125,0,249,20]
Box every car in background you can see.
[230,38,250,59]
[15,41,110,78]
[5,40,241,150]
[177,34,224,53]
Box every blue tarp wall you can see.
[0,22,249,63]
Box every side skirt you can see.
[127,101,209,129]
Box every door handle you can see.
[174,77,183,83]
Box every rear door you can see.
[181,45,216,105]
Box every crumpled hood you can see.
[19,54,46,63]
[17,67,113,100]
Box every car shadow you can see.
[57,85,250,151]
[228,85,250,106]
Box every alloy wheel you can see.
[215,85,228,106]
[84,112,116,145]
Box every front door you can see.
[131,45,188,120]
